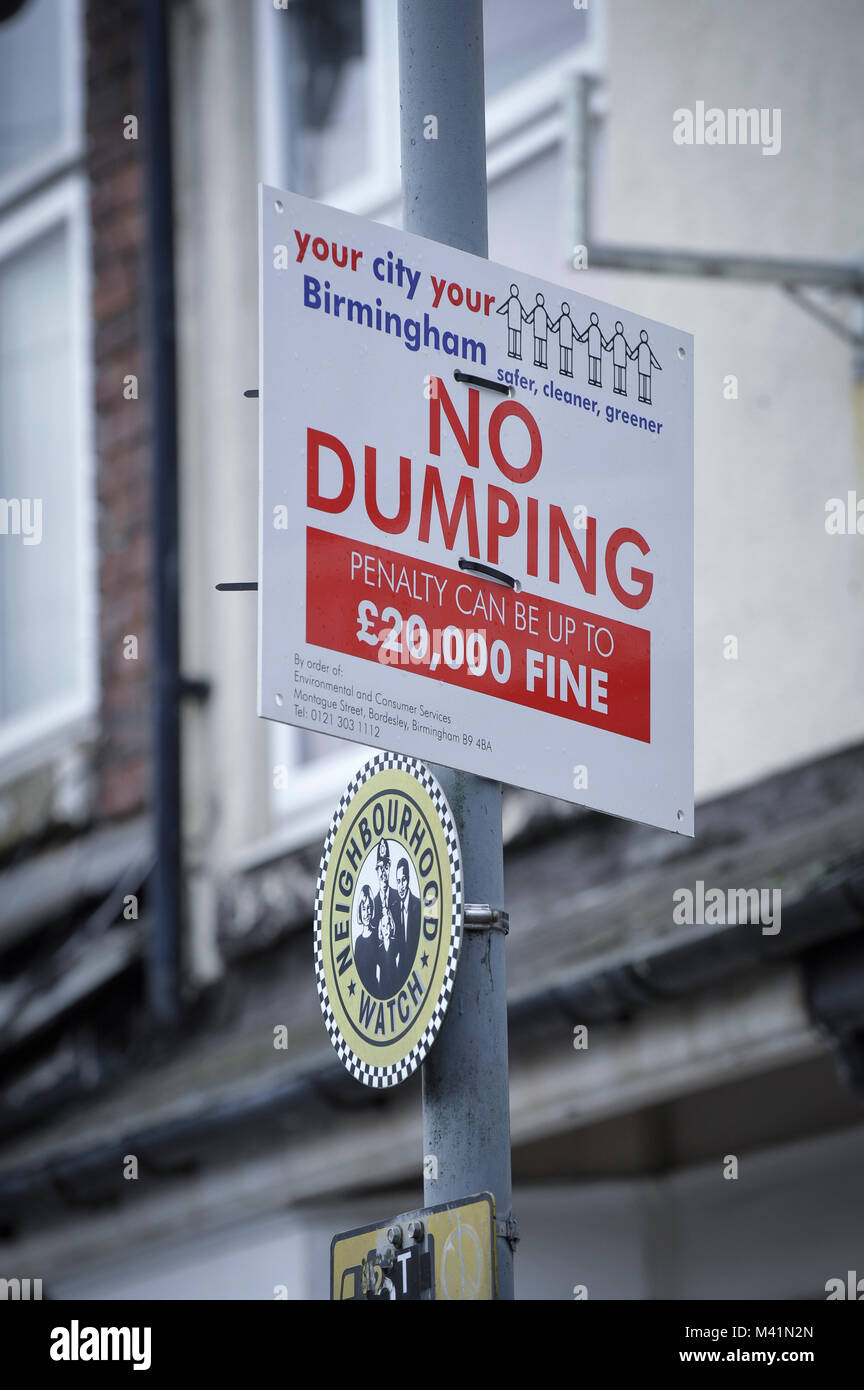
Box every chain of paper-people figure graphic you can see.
[496,285,662,403]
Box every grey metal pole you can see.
[421,769,514,1299]
[397,0,515,1300]
[398,0,488,255]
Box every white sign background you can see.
[259,186,693,835]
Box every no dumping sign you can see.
[259,186,693,834]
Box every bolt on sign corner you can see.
[258,185,693,835]
[314,754,463,1088]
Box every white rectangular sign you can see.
[259,186,693,835]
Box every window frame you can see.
[257,732,378,864]
[0,0,84,214]
[281,0,402,217]
[0,171,97,777]
[0,0,95,780]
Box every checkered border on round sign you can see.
[313,753,463,1088]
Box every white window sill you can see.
[232,743,378,873]
[0,697,96,788]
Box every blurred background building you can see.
[0,0,863,1299]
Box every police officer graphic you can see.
[370,839,401,995]
[393,856,422,990]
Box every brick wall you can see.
[86,0,151,820]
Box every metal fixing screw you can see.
[406,1219,425,1242]
[386,1225,403,1248]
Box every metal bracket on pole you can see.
[463,904,510,933]
[780,284,864,349]
[496,1216,521,1250]
[565,79,864,369]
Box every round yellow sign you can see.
[314,755,463,1087]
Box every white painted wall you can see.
[485,0,864,803]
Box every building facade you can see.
[0,0,862,1300]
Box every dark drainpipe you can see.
[142,0,181,1026]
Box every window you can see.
[259,0,603,216]
[258,0,400,212]
[483,0,592,99]
[0,0,93,768]
[484,0,605,186]
[284,0,366,197]
[0,0,82,202]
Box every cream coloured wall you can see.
[486,0,864,803]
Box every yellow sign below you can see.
[331,1193,497,1300]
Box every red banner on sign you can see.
[306,527,650,741]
